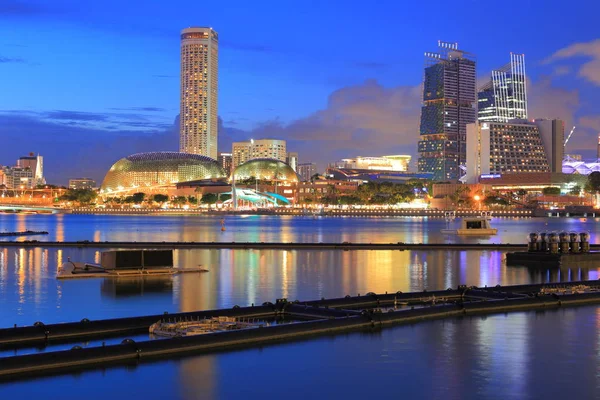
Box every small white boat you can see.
[441,215,497,236]
[149,316,266,337]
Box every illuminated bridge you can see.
[0,204,63,214]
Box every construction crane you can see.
[564,126,576,146]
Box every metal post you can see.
[232,176,237,210]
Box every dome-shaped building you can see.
[232,158,299,182]
[100,152,226,193]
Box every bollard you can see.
[548,232,559,254]
[528,232,539,252]
[569,232,580,253]
[559,232,569,253]
[580,232,590,253]
[539,232,548,252]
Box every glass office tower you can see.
[417,41,477,181]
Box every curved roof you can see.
[100,151,226,193]
[232,158,299,182]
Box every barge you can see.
[57,249,207,279]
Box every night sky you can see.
[1,0,599,184]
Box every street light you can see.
[474,194,481,210]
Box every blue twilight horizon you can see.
[1,0,599,184]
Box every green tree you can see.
[569,185,582,196]
[152,194,169,203]
[542,187,561,196]
[586,171,600,193]
[187,196,198,205]
[483,196,509,206]
[59,189,97,205]
[132,192,146,203]
[338,196,361,205]
[201,193,218,204]
[172,196,188,205]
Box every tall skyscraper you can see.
[180,27,219,159]
[478,53,528,122]
[417,41,477,181]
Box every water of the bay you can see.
[1,214,599,399]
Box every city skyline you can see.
[0,0,599,183]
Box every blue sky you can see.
[1,0,600,183]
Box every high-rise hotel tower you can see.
[417,41,477,181]
[180,27,219,159]
[478,53,527,122]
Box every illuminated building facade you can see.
[286,152,299,172]
[0,166,34,189]
[418,41,477,181]
[232,158,299,183]
[332,155,410,172]
[232,139,288,169]
[217,152,232,175]
[16,153,44,186]
[180,27,219,159]
[232,142,251,170]
[296,180,359,203]
[100,152,226,194]
[478,53,528,122]
[465,121,550,184]
[297,163,317,181]
[563,156,600,175]
[69,178,97,190]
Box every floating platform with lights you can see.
[56,249,207,279]
[2,280,600,381]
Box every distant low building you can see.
[69,178,97,190]
[0,166,34,189]
[297,162,317,182]
[217,152,233,175]
[232,139,287,169]
[296,180,359,203]
[478,172,587,194]
[326,167,432,183]
[286,152,299,172]
[16,153,45,187]
[331,155,410,172]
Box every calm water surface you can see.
[0,214,599,399]
[0,213,600,244]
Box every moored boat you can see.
[441,214,497,236]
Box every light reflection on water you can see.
[0,216,600,398]
[1,213,600,244]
